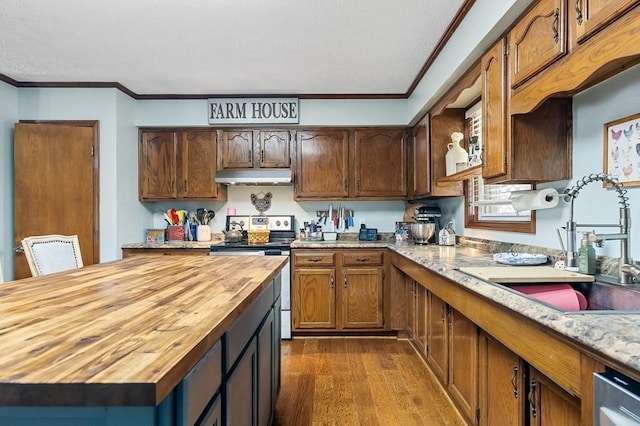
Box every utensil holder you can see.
[197,225,211,242]
[167,225,185,241]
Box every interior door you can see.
[13,122,99,279]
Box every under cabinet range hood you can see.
[214,169,292,185]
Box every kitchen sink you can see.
[508,279,640,314]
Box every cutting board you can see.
[459,265,595,283]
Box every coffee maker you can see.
[415,206,441,244]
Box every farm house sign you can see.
[207,98,299,125]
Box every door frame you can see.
[18,120,100,264]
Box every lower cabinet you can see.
[406,279,428,355]
[479,332,525,426]
[292,249,386,332]
[448,308,478,425]
[528,367,580,426]
[479,332,580,426]
[225,338,257,426]
[427,292,448,384]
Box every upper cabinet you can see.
[217,129,291,169]
[353,129,406,198]
[294,128,406,200]
[509,0,567,88]
[294,129,350,199]
[481,37,572,184]
[482,39,509,181]
[139,129,226,202]
[511,0,640,114]
[572,0,640,44]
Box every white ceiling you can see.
[0,0,466,97]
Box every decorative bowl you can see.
[493,252,548,266]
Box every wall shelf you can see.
[436,165,482,185]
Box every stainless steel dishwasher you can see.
[594,370,640,425]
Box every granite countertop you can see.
[122,237,639,374]
[293,239,640,375]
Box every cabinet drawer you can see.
[293,252,336,266]
[177,339,222,426]
[342,251,383,266]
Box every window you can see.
[463,102,535,233]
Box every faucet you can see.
[564,173,639,285]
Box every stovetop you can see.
[213,215,296,252]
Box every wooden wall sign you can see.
[207,97,299,125]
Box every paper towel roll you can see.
[510,188,559,212]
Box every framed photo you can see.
[604,112,640,187]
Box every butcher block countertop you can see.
[0,255,287,407]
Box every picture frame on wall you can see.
[603,112,640,188]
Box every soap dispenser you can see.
[578,232,596,275]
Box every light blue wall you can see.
[0,82,18,280]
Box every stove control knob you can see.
[275,220,281,227]
[283,220,289,227]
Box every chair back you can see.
[21,234,84,277]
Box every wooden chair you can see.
[21,234,84,277]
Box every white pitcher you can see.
[445,132,468,176]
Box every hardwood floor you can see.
[274,338,467,426]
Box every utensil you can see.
[205,210,215,225]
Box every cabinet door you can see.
[139,130,177,200]
[219,130,254,169]
[226,337,257,426]
[481,38,508,180]
[528,367,580,426]
[179,130,220,199]
[411,116,431,198]
[294,130,350,199]
[479,333,525,426]
[510,0,567,88]
[427,293,448,384]
[258,130,291,168]
[341,266,384,329]
[448,309,479,425]
[292,267,336,329]
[257,309,275,426]
[574,0,640,43]
[416,284,428,356]
[406,278,416,340]
[353,129,407,198]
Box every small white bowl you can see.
[323,232,337,241]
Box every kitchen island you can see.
[0,255,287,425]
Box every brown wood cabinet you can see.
[292,249,386,332]
[294,129,350,199]
[139,129,226,202]
[352,129,407,198]
[481,38,572,184]
[410,113,463,199]
[479,333,525,426]
[448,308,479,425]
[217,129,291,169]
[572,0,640,44]
[427,292,448,384]
[294,128,407,200]
[510,0,567,88]
[529,367,580,425]
[405,279,428,354]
